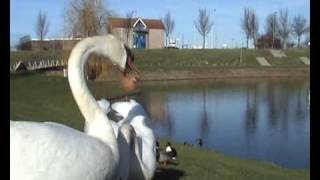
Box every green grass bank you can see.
[10,73,309,180]
[10,48,309,81]
[10,48,310,68]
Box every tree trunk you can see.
[203,35,205,49]
[298,36,301,48]
[246,36,249,48]
[283,38,287,49]
[165,35,168,47]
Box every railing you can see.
[10,59,67,73]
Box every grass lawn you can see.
[155,140,309,180]
[10,48,309,71]
[10,72,309,180]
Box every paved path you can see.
[300,57,310,65]
[256,57,271,66]
[269,49,287,58]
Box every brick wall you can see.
[148,29,164,49]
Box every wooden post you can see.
[240,48,243,64]
[63,68,68,77]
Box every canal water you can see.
[134,78,310,168]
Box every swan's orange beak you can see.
[120,45,140,92]
[124,56,140,76]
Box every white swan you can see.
[96,99,128,137]
[10,35,139,180]
[97,99,157,180]
[96,99,136,180]
[116,123,137,180]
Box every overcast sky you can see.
[10,0,310,48]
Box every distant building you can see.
[222,44,228,49]
[256,35,281,49]
[17,17,165,51]
[18,37,81,51]
[108,17,165,49]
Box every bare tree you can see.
[125,11,135,46]
[194,9,213,49]
[63,0,115,80]
[241,8,251,48]
[264,12,279,48]
[277,8,291,49]
[64,0,113,38]
[162,11,175,47]
[35,11,49,41]
[241,8,259,48]
[304,25,310,47]
[249,10,259,48]
[265,13,278,37]
[292,15,307,48]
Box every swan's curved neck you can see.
[68,39,118,157]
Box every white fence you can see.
[10,60,67,73]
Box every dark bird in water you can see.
[183,141,188,146]
[197,138,203,147]
[183,141,194,147]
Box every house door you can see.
[134,32,146,48]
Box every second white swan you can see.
[97,99,157,180]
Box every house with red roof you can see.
[108,17,165,49]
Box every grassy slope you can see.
[10,72,129,130]
[10,73,309,180]
[10,49,309,70]
[155,140,308,180]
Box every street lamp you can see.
[232,38,234,48]
[272,12,277,49]
[212,8,216,48]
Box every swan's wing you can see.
[110,121,120,138]
[97,99,110,114]
[135,136,143,159]
[98,99,126,123]
[111,101,132,119]
[10,121,117,180]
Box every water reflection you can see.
[244,84,258,136]
[200,87,209,142]
[135,79,309,168]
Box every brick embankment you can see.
[46,67,309,81]
[126,67,310,81]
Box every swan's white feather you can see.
[10,35,128,180]
[10,121,117,180]
[109,99,157,179]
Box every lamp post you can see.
[232,38,234,48]
[272,12,277,49]
[211,8,216,48]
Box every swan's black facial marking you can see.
[124,45,140,76]
[107,108,124,122]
